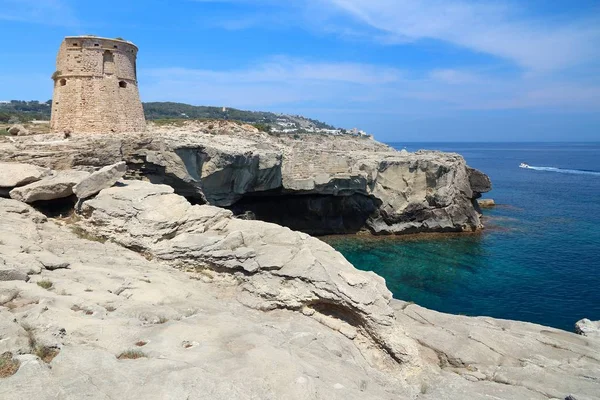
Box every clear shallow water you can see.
[326,143,600,331]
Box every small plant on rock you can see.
[35,346,59,363]
[117,350,146,360]
[0,352,20,378]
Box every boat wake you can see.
[524,165,600,176]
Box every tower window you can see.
[119,81,127,88]
[60,79,66,86]
[114,45,118,49]
[94,43,99,47]
[73,43,78,47]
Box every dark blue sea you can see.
[326,143,600,331]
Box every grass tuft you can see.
[36,280,53,290]
[69,226,107,243]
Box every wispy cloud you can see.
[319,0,600,71]
[0,0,79,27]
[140,58,600,114]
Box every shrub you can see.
[252,123,272,133]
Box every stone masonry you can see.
[50,36,146,133]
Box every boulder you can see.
[0,162,51,189]
[0,268,29,282]
[7,124,29,136]
[575,319,600,339]
[477,198,496,208]
[73,162,127,199]
[9,170,90,203]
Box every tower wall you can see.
[50,36,146,133]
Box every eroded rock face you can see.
[78,180,419,366]
[467,167,492,198]
[0,124,491,235]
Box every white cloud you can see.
[140,59,404,109]
[140,58,600,114]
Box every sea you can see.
[325,142,600,331]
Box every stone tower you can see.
[50,36,146,133]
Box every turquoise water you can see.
[326,143,600,331]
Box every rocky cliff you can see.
[0,169,597,399]
[0,121,491,235]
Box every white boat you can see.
[519,162,530,169]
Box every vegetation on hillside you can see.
[142,102,336,129]
[0,100,342,134]
[0,100,52,123]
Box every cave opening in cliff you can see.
[228,192,381,236]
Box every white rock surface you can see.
[79,180,418,365]
[73,161,127,199]
[9,170,89,203]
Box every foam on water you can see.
[525,165,600,176]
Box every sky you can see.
[0,0,599,142]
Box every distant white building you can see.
[0,101,9,104]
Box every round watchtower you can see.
[50,36,146,133]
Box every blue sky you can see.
[0,0,599,141]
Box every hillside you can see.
[0,100,371,137]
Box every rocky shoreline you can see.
[0,153,598,399]
[0,121,491,236]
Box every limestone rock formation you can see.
[78,180,418,365]
[9,170,89,203]
[467,166,492,197]
[0,122,492,235]
[73,161,127,199]
[0,182,598,399]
